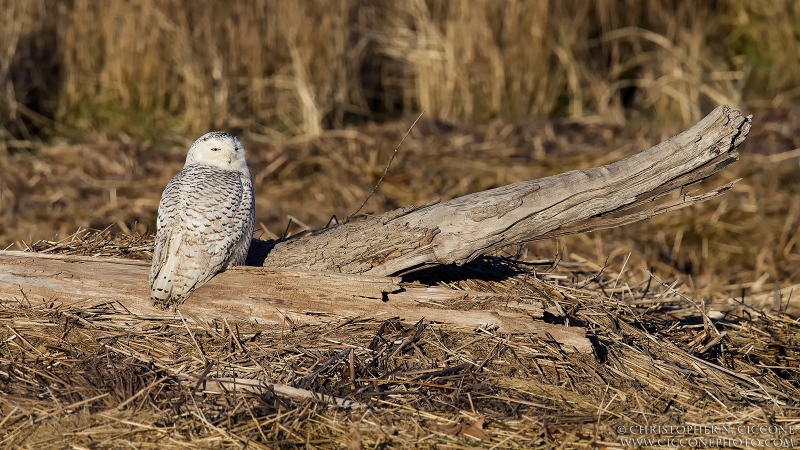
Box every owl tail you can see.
[150,232,184,309]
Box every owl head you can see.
[185,131,249,175]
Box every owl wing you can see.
[149,165,252,308]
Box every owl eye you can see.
[211,147,221,152]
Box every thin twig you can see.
[642,267,719,335]
[300,347,352,389]
[576,257,609,289]
[282,217,294,239]
[345,110,426,223]
[325,215,339,228]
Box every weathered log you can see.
[0,251,593,353]
[0,106,753,354]
[254,105,750,276]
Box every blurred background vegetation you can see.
[2,0,799,144]
[2,0,800,300]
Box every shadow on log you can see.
[255,105,751,276]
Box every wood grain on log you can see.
[0,251,592,353]
[256,105,750,276]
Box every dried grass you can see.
[2,1,800,141]
[1,239,797,448]
[1,108,798,446]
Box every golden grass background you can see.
[2,0,800,142]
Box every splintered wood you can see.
[259,105,751,276]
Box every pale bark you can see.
[0,251,592,353]
[255,105,750,276]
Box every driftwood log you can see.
[254,105,751,276]
[0,251,593,353]
[0,105,752,346]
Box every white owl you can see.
[149,132,255,309]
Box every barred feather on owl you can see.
[149,132,255,309]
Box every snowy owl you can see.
[149,131,255,309]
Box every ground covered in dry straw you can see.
[0,107,799,447]
[1,235,798,448]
